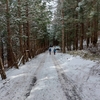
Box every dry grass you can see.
[67,50,100,61]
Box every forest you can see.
[0,0,100,80]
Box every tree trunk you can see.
[18,0,25,64]
[61,0,65,53]
[0,39,4,65]
[75,24,78,50]
[61,10,65,53]
[23,23,27,62]
[6,0,13,67]
[6,0,18,68]
[75,12,78,50]
[91,0,98,47]
[87,37,90,48]
[92,18,98,47]
[26,2,31,59]
[0,57,6,80]
[80,23,84,50]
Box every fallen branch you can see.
[18,55,24,66]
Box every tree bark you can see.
[6,0,18,68]
[0,57,6,80]
[92,18,98,47]
[18,0,25,64]
[26,2,31,59]
[61,0,65,53]
[75,12,78,50]
[6,0,13,67]
[0,39,4,65]
[80,22,84,50]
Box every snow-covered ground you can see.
[55,53,100,100]
[0,49,100,100]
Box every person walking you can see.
[53,48,56,55]
[49,47,51,55]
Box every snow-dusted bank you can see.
[0,50,100,100]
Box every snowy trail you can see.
[26,53,67,100]
[0,50,100,100]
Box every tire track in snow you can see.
[52,55,82,100]
[87,62,100,79]
[25,52,47,99]
[33,52,47,76]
